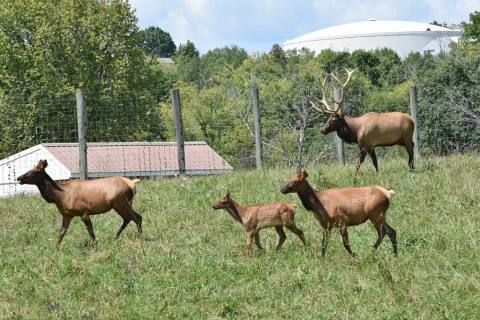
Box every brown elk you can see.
[312,69,415,173]
[17,160,142,247]
[212,191,306,253]
[281,170,397,257]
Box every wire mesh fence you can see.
[1,83,480,197]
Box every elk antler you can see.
[329,68,356,114]
[311,74,336,114]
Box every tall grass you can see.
[1,155,479,319]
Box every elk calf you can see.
[17,160,142,247]
[212,191,306,253]
[281,170,397,257]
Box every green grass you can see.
[1,155,480,319]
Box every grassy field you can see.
[1,155,480,319]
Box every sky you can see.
[129,0,478,53]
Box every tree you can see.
[0,0,167,158]
[139,26,176,57]
[464,11,480,44]
[269,43,287,66]
[175,40,200,59]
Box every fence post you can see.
[76,89,88,179]
[251,83,263,170]
[334,88,345,165]
[171,89,186,175]
[410,85,420,157]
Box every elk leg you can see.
[114,198,142,238]
[132,211,143,234]
[373,221,386,250]
[57,216,73,247]
[286,224,306,246]
[355,149,368,175]
[405,142,415,170]
[340,226,355,256]
[115,217,131,239]
[384,223,398,256]
[321,228,331,258]
[368,149,379,173]
[81,214,96,242]
[245,231,255,255]
[275,226,287,250]
[254,232,263,250]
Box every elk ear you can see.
[302,170,309,178]
[226,190,231,198]
[37,160,48,170]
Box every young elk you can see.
[17,160,142,247]
[312,69,415,173]
[281,170,397,257]
[212,191,306,254]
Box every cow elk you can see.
[17,160,143,247]
[311,69,415,173]
[212,191,306,254]
[281,170,397,257]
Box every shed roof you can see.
[43,141,232,177]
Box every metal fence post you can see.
[171,89,186,174]
[251,83,263,170]
[334,88,346,165]
[76,89,88,179]
[410,85,420,157]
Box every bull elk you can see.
[212,191,306,253]
[281,170,397,257]
[17,160,143,247]
[312,69,415,173]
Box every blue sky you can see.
[129,0,478,53]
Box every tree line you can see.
[0,0,479,167]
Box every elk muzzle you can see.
[212,202,224,210]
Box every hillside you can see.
[1,155,479,318]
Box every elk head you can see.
[311,69,356,134]
[212,190,232,210]
[280,170,309,194]
[17,160,49,185]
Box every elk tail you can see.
[124,178,141,195]
[377,186,395,200]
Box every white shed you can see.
[0,142,232,198]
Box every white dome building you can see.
[283,20,462,58]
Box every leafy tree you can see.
[269,43,287,66]
[350,50,381,86]
[417,54,480,154]
[464,11,480,44]
[315,49,350,73]
[175,40,200,59]
[139,26,176,57]
[0,0,166,158]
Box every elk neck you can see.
[335,116,358,144]
[36,173,64,203]
[296,181,329,224]
[225,200,244,224]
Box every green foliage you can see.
[417,53,480,154]
[175,40,200,59]
[463,11,480,43]
[139,26,176,58]
[0,0,168,158]
[269,43,287,66]
[1,156,480,318]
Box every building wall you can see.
[0,145,71,197]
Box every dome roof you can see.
[285,20,460,44]
[283,20,462,58]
